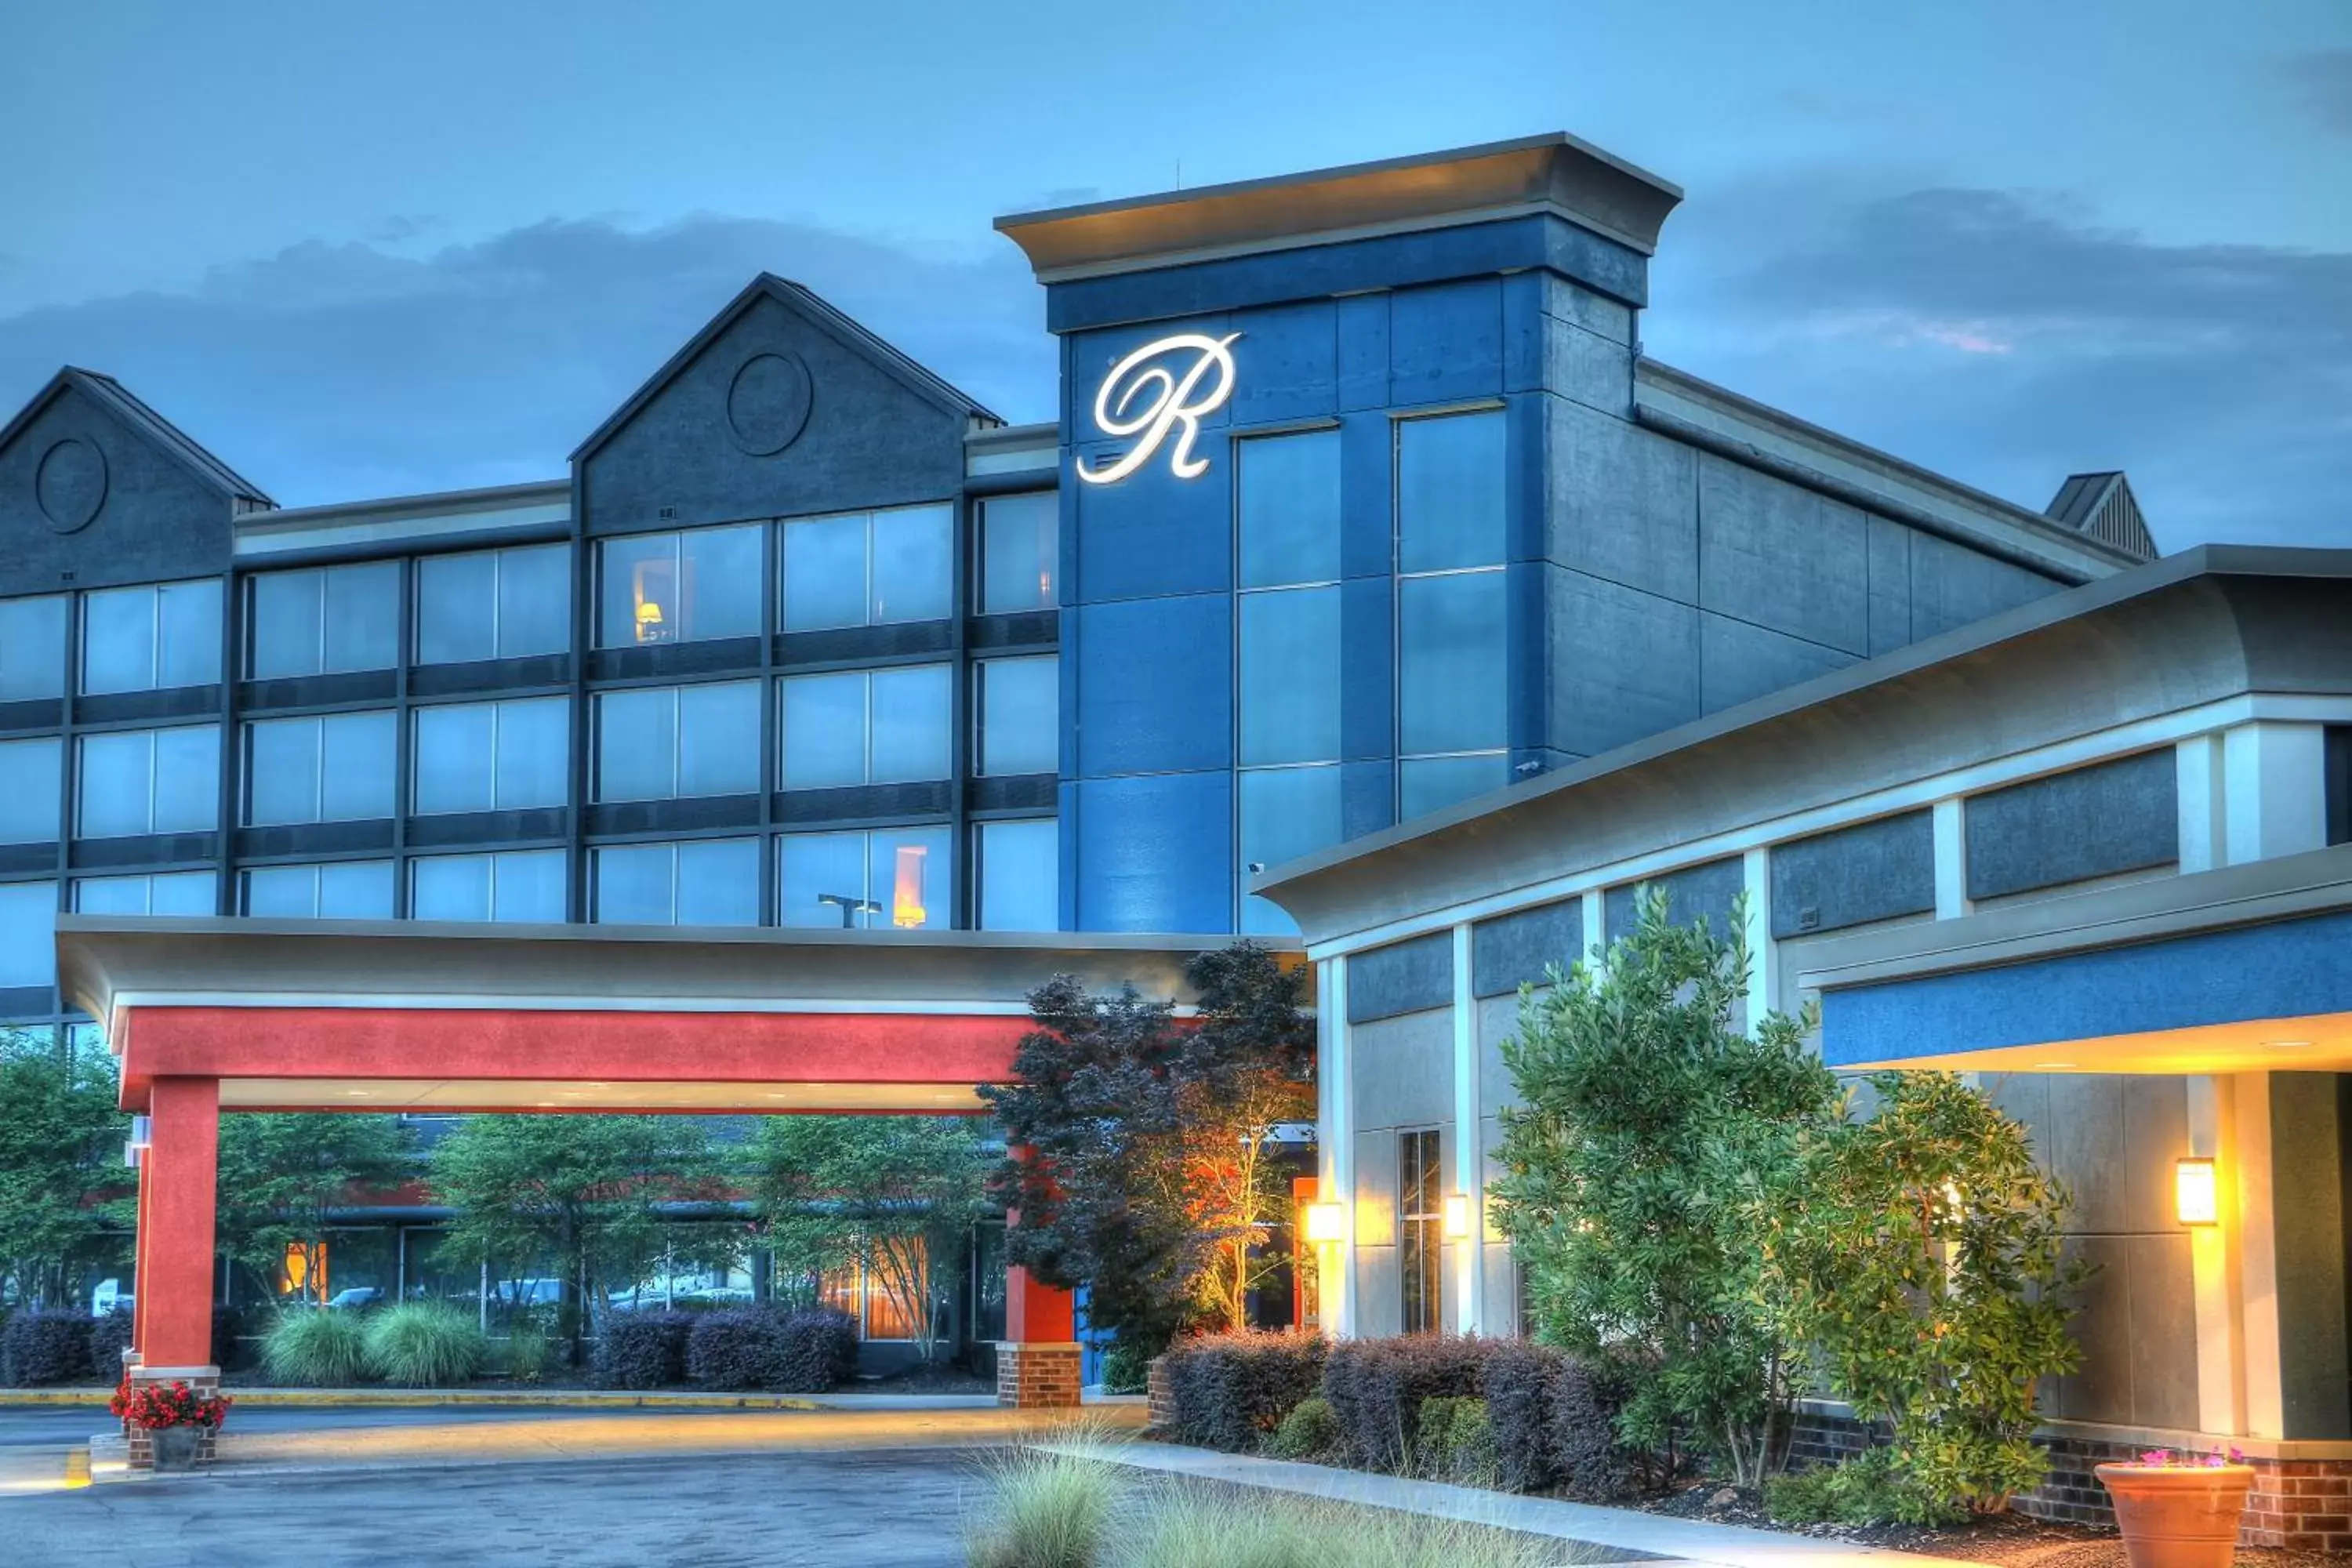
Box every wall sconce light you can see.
[1302,1202,1345,1246]
[1443,1192,1472,1240]
[2175,1158,2219,1226]
[122,1114,151,1170]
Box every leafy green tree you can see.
[752,1115,993,1367]
[981,941,1313,1352]
[427,1116,725,1364]
[1780,1072,2086,1515]
[1492,889,1841,1487]
[0,1030,130,1308]
[214,1115,416,1301]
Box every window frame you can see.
[779,503,954,632]
[409,697,570,816]
[1399,1126,1443,1334]
[1391,408,1510,819]
[593,524,768,649]
[74,724,221,838]
[78,578,223,695]
[413,543,572,666]
[777,664,952,791]
[241,710,397,827]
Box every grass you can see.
[964,1436,1127,1568]
[259,1308,369,1387]
[361,1302,489,1387]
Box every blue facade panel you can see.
[1338,412,1394,582]
[1073,771,1234,932]
[1820,911,2352,1069]
[1071,454,1231,603]
[1388,279,1504,407]
[1337,295,1392,412]
[1227,301,1339,426]
[1339,576,1395,762]
[1071,595,1232,778]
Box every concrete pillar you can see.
[1742,847,1775,1028]
[133,1076,220,1373]
[1580,894,1604,968]
[1319,955,1355,1338]
[2222,722,2328,866]
[1450,924,1483,1334]
[2176,735,2227,874]
[1932,797,1970,920]
[2187,1075,2248,1436]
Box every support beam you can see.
[1450,924,1481,1334]
[134,1076,220,1371]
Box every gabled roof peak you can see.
[0,366,274,509]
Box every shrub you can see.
[89,1308,135,1377]
[1414,1396,1497,1485]
[964,1440,1126,1568]
[598,1309,696,1389]
[1100,1340,1151,1396]
[1765,1446,1961,1527]
[1551,1354,1641,1497]
[213,1305,247,1372]
[363,1302,489,1387]
[1161,1330,1327,1453]
[261,1308,369,1386]
[1,1308,94,1385]
[687,1308,790,1389]
[1321,1334,1487,1473]
[1267,1394,1340,1461]
[774,1307,858,1392]
[503,1323,552,1384]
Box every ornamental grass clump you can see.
[1105,1483,1567,1568]
[260,1308,368,1386]
[362,1302,489,1387]
[963,1438,1127,1568]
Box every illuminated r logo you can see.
[1075,332,1242,485]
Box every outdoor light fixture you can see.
[122,1114,151,1169]
[1302,1202,1345,1246]
[1443,1192,1472,1240]
[2175,1157,2220,1226]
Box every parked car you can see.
[326,1287,384,1311]
[91,1279,132,1318]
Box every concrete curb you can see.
[0,1386,826,1411]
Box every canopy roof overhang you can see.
[57,918,1301,1115]
[1802,844,2352,1074]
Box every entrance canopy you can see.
[1802,843,2352,1074]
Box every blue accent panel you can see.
[1821,910,2352,1069]
[1505,393,1545,564]
[1057,779,1080,931]
[1347,931,1454,1023]
[1341,758,1396,842]
[1229,301,1338,425]
[1501,273,1545,393]
[1044,216,1650,335]
[1506,559,1546,757]
[1337,294,1391,412]
[1389,279,1502,406]
[1073,771,1233,933]
[1339,412,1394,582]
[1339,575,1394,761]
[1073,595,1232,776]
[1057,607,1081,778]
[1070,450,1232,602]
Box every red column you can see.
[997,1153,1081,1409]
[134,1077,220,1370]
[1005,1261,1076,1344]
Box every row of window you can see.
[0,818,1059,989]
[0,656,1058,840]
[0,495,1061,701]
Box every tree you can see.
[214,1114,416,1301]
[0,1031,130,1308]
[980,941,1314,1353]
[751,1115,993,1367]
[427,1115,725,1364]
[1491,889,1842,1488]
[1779,1071,2086,1516]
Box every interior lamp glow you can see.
[2175,1157,2220,1226]
[1301,1202,1345,1246]
[634,600,665,640]
[1443,1192,1472,1240]
[891,844,928,928]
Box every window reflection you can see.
[1397,572,1506,759]
[76,726,220,837]
[597,525,764,647]
[0,881,57,989]
[245,712,396,826]
[416,545,570,665]
[81,580,223,694]
[593,681,759,802]
[591,839,758,926]
[0,595,69,702]
[1240,431,1341,590]
[975,656,1058,778]
[241,862,395,919]
[1397,412,1506,574]
[1239,765,1342,935]
[777,826,949,930]
[976,817,1058,932]
[411,849,565,922]
[779,666,949,789]
[249,563,399,678]
[0,739,61,844]
[73,871,214,916]
[412,699,568,815]
[978,492,1057,614]
[780,504,951,631]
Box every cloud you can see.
[1647,180,2352,550]
[0,216,1054,506]
[2281,49,2352,136]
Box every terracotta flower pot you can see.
[2095,1462,2256,1568]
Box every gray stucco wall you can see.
[1771,811,1935,938]
[1348,1006,1457,1338]
[1472,896,1582,996]
[1348,931,1454,1024]
[1603,855,1744,945]
[1966,750,2180,902]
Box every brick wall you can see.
[1146,1355,1175,1433]
[995,1342,1082,1410]
[125,1365,221,1472]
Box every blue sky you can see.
[1,1,2346,546]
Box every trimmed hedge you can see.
[774,1308,858,1393]
[1160,1331,1326,1453]
[1267,1394,1340,1460]
[598,1310,695,1389]
[1321,1334,1486,1473]
[89,1308,135,1378]
[684,1306,857,1392]
[2,1309,94,1386]
[1414,1395,1497,1483]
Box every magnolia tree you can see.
[979,941,1314,1353]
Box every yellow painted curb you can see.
[0,1387,823,1411]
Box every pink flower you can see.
[2140,1449,2172,1467]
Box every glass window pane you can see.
[1398,412,1507,573]
[979,492,1056,615]
[601,535,677,648]
[496,546,572,658]
[594,844,675,924]
[156,580,223,688]
[147,871,216,916]
[416,553,498,666]
[782,515,867,631]
[1399,753,1511,820]
[680,525,764,641]
[0,596,67,702]
[492,699,568,810]
[1239,766,1343,935]
[596,688,678,803]
[870,826,949,930]
[779,673,867,790]
[1239,587,1341,767]
[249,572,325,679]
[870,505,952,625]
[318,861,394,918]
[81,587,155,695]
[412,855,492,920]
[0,739,61,844]
[978,818,1058,932]
[243,865,320,918]
[74,876,153,915]
[977,656,1058,777]
[319,712,396,821]
[151,727,220,832]
[869,665,949,784]
[491,849,566,922]
[778,832,869,928]
[413,705,495,815]
[0,880,58,989]
[1240,431,1342,588]
[247,718,322,826]
[677,681,760,797]
[323,562,401,673]
[76,731,151,837]
[1398,572,1508,755]
[675,838,759,927]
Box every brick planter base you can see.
[995,1341,1083,1410]
[1145,1355,1174,1433]
[124,1364,222,1472]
